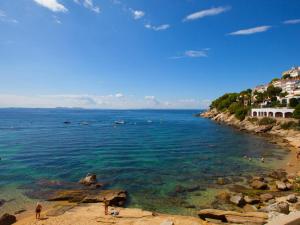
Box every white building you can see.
[282,66,300,78]
[251,108,294,118]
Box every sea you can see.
[0,108,288,215]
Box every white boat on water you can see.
[114,120,125,125]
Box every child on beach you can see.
[35,202,42,220]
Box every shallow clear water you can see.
[0,109,287,215]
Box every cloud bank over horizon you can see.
[0,94,210,109]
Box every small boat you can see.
[63,121,71,124]
[80,121,89,125]
[114,120,125,125]
[147,120,152,123]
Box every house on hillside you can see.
[282,66,300,78]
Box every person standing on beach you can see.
[35,202,42,220]
[297,150,300,160]
[103,198,109,215]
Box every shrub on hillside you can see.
[289,98,299,108]
[228,102,241,114]
[293,104,300,119]
[280,121,299,130]
[235,107,249,121]
[258,117,276,126]
[247,117,258,124]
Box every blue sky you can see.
[0,0,299,109]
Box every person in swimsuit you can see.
[103,198,109,215]
[35,202,42,220]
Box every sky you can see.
[0,0,299,109]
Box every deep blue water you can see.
[0,109,287,215]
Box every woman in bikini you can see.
[35,202,42,220]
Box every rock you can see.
[252,176,264,182]
[81,190,127,206]
[244,195,260,204]
[267,211,300,225]
[14,209,26,215]
[262,201,289,214]
[47,190,88,202]
[0,200,5,207]
[216,177,226,185]
[230,194,245,207]
[260,193,274,202]
[286,182,293,190]
[0,213,17,225]
[255,125,273,133]
[243,204,258,212]
[286,194,297,203]
[269,170,287,181]
[160,221,174,225]
[198,209,268,224]
[275,181,290,191]
[250,180,268,190]
[79,173,97,186]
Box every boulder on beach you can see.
[261,201,289,214]
[286,194,298,203]
[269,170,287,181]
[198,209,268,224]
[0,213,17,225]
[244,195,260,204]
[275,181,292,191]
[230,194,245,207]
[260,193,274,202]
[250,180,268,190]
[48,190,88,202]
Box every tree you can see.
[279,92,288,98]
[293,104,300,119]
[282,74,291,79]
[271,78,279,83]
[289,98,299,108]
[267,85,282,98]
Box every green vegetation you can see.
[280,121,300,130]
[210,89,252,121]
[258,117,276,126]
[289,98,300,108]
[282,74,291,79]
[247,117,258,123]
[293,104,300,119]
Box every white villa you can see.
[282,66,300,78]
[251,108,294,118]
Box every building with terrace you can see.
[251,108,294,118]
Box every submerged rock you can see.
[0,213,17,225]
[79,173,97,186]
[0,200,6,207]
[269,170,287,181]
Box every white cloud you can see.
[283,19,300,25]
[33,0,68,12]
[183,6,230,22]
[145,24,170,31]
[0,9,18,23]
[115,93,124,98]
[74,0,100,13]
[170,49,210,59]
[228,25,271,36]
[131,10,145,20]
[0,94,209,109]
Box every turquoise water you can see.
[0,109,287,215]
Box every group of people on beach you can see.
[34,197,118,220]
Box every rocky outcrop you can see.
[198,209,268,225]
[81,190,127,206]
[79,173,97,186]
[48,189,127,206]
[0,213,16,225]
[199,109,300,149]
